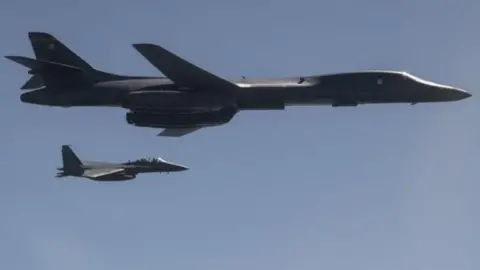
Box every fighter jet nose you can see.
[168,163,188,172]
[177,165,189,171]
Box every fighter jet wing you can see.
[132,43,238,93]
[157,127,202,137]
[83,168,125,179]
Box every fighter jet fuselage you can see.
[57,145,188,181]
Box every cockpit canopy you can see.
[127,157,166,165]
[401,72,453,89]
[362,70,454,89]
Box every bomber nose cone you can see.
[447,87,471,101]
[454,89,472,100]
[427,86,472,102]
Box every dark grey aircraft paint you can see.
[57,145,188,181]
[6,32,471,137]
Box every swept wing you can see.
[132,43,238,93]
[83,168,125,179]
[157,127,202,137]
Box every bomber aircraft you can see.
[6,32,472,137]
[56,145,188,181]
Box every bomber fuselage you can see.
[20,71,471,111]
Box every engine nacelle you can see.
[123,90,233,112]
[126,107,238,128]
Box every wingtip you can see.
[132,43,159,50]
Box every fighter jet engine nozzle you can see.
[126,107,237,129]
[121,174,136,180]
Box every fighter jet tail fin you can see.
[132,43,239,93]
[61,145,83,171]
[28,32,94,71]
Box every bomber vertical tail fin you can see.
[28,32,94,71]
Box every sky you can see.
[0,0,478,269]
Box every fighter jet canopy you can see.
[154,157,166,162]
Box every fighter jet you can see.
[6,32,471,137]
[56,145,188,181]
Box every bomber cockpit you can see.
[401,72,454,89]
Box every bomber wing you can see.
[132,43,238,93]
[157,127,202,137]
[83,168,125,179]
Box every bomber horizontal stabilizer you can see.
[158,127,202,137]
[5,55,85,74]
[132,43,238,93]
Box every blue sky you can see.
[1,0,478,269]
